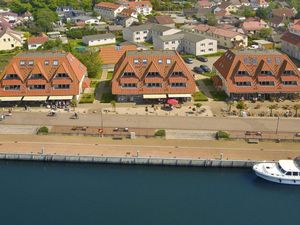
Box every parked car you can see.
[196,56,208,62]
[193,66,204,74]
[200,65,211,72]
[184,58,193,64]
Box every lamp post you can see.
[275,116,280,134]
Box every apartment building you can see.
[94,2,124,20]
[213,49,300,100]
[0,51,88,102]
[281,20,300,60]
[112,50,196,102]
[122,24,152,43]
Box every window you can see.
[166,59,171,64]
[171,83,186,87]
[122,72,136,77]
[237,71,248,76]
[56,73,68,78]
[283,70,295,75]
[260,70,272,75]
[209,42,213,45]
[8,38,10,41]
[145,83,162,88]
[267,58,272,63]
[4,85,20,90]
[133,59,139,64]
[28,60,34,66]
[236,82,251,86]
[53,60,58,66]
[282,81,297,85]
[54,84,70,89]
[252,58,258,65]
[209,48,213,51]
[136,32,140,34]
[5,74,18,79]
[158,59,163,64]
[201,43,205,46]
[143,31,147,34]
[29,85,45,90]
[20,60,25,66]
[146,72,160,77]
[121,83,137,88]
[30,74,43,79]
[172,41,175,44]
[3,38,6,42]
[259,81,275,86]
[165,42,169,44]
[275,57,281,65]
[142,59,147,64]
[171,71,184,77]
[243,58,249,64]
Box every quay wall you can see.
[0,153,265,168]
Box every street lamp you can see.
[275,116,280,134]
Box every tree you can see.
[239,6,256,18]
[236,100,247,111]
[110,100,116,112]
[74,50,102,78]
[256,7,271,20]
[40,39,63,50]
[70,99,78,110]
[206,13,217,26]
[293,104,300,117]
[268,104,278,116]
[137,14,143,23]
[34,8,58,32]
[257,28,272,39]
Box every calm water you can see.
[0,161,299,225]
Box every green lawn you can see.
[107,71,113,80]
[203,71,216,77]
[201,51,225,58]
[90,80,100,88]
[143,41,153,47]
[202,78,213,86]
[180,54,195,59]
[210,91,227,101]
[79,93,95,104]
[193,91,208,101]
[101,93,115,103]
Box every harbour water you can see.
[0,161,299,225]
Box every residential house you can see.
[149,15,175,28]
[269,7,296,29]
[127,1,152,16]
[116,15,138,27]
[197,0,212,9]
[213,49,300,100]
[0,51,88,102]
[99,44,137,70]
[191,24,248,48]
[82,33,116,47]
[27,35,49,50]
[94,2,124,20]
[242,18,269,35]
[0,28,24,51]
[250,0,269,9]
[281,20,300,60]
[111,50,196,102]
[253,39,274,49]
[214,1,238,14]
[122,24,152,43]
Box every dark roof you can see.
[154,15,174,25]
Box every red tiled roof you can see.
[99,44,137,65]
[0,51,87,97]
[154,15,174,25]
[28,35,48,45]
[198,0,212,8]
[112,50,195,95]
[281,32,300,47]
[194,24,242,38]
[290,19,300,31]
[213,49,300,94]
[119,8,136,16]
[95,2,120,10]
[272,8,295,18]
[128,1,152,9]
[242,20,267,31]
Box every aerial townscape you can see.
[1,0,300,219]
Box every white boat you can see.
[253,157,300,185]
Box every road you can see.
[1,111,300,132]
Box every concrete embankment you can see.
[0,153,263,168]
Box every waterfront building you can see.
[0,51,88,102]
[213,49,300,100]
[111,50,196,102]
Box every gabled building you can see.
[0,51,88,102]
[149,15,175,27]
[122,24,153,43]
[94,2,125,20]
[213,49,300,100]
[281,20,300,60]
[27,34,49,50]
[127,1,152,16]
[242,18,269,35]
[0,28,24,51]
[112,50,196,102]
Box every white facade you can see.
[0,29,24,51]
[83,35,116,46]
[28,43,43,50]
[95,5,124,20]
[123,25,152,43]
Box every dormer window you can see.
[166,59,171,64]
[122,72,135,77]
[133,59,139,64]
[28,60,34,66]
[158,59,163,64]
[20,60,25,66]
[172,71,184,77]
[142,59,147,64]
[53,60,59,66]
[146,72,160,77]
[237,71,248,76]
[44,60,49,65]
[5,74,18,80]
[260,70,272,75]
[283,70,295,75]
[30,74,43,79]
[56,73,68,78]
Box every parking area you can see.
[184,56,220,72]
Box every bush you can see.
[210,91,227,101]
[193,92,208,101]
[155,129,166,137]
[216,131,229,139]
[79,93,95,104]
[101,93,115,103]
[37,126,49,134]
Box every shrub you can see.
[216,131,229,139]
[101,93,115,103]
[193,91,208,101]
[155,129,166,137]
[37,126,49,134]
[79,93,95,104]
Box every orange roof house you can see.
[213,49,300,100]
[0,51,88,102]
[112,50,196,102]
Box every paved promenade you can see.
[1,111,300,132]
[0,135,299,161]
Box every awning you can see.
[23,96,48,101]
[168,94,192,98]
[143,94,167,99]
[49,96,73,100]
[0,97,22,101]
